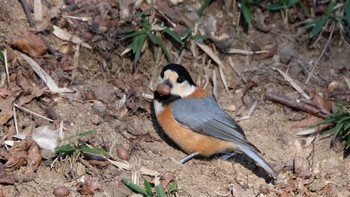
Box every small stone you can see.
[91,114,102,125]
[92,101,106,116]
[53,186,70,196]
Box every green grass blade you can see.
[287,0,300,7]
[143,179,153,197]
[163,27,183,45]
[309,16,328,38]
[0,50,4,63]
[241,2,252,24]
[168,181,177,193]
[122,179,150,196]
[155,185,167,197]
[326,0,336,17]
[133,34,148,68]
[332,121,345,138]
[123,29,148,39]
[197,0,213,16]
[78,130,97,137]
[345,0,350,26]
[192,35,208,40]
[265,3,284,11]
[180,27,192,40]
[77,146,109,155]
[55,144,76,153]
[148,33,171,62]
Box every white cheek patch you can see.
[172,83,195,97]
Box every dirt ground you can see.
[0,0,350,196]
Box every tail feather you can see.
[237,144,277,178]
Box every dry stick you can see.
[265,92,329,119]
[13,106,19,134]
[19,0,35,27]
[3,49,10,88]
[305,23,335,84]
[273,67,310,100]
[13,103,54,122]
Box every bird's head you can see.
[155,64,196,99]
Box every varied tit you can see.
[153,63,277,178]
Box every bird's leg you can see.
[178,152,199,164]
[220,152,237,160]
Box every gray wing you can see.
[172,96,278,178]
[171,96,257,150]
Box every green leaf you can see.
[163,27,183,45]
[343,121,350,131]
[347,136,350,149]
[77,146,109,155]
[312,115,338,126]
[265,3,284,11]
[286,0,300,7]
[180,28,192,40]
[197,0,213,16]
[123,29,148,39]
[78,130,97,137]
[131,33,148,68]
[241,2,252,24]
[168,181,177,193]
[155,185,167,197]
[122,179,150,196]
[192,35,208,40]
[143,179,153,197]
[332,121,346,138]
[306,16,328,38]
[334,100,345,111]
[148,33,171,62]
[0,50,4,63]
[55,144,76,153]
[326,0,336,17]
[344,0,350,25]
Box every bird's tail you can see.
[237,144,277,178]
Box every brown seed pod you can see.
[116,146,129,161]
[53,186,70,197]
[156,83,171,96]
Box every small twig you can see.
[3,49,10,88]
[265,92,329,119]
[228,57,247,84]
[107,158,159,176]
[212,69,217,98]
[305,23,335,84]
[19,0,35,27]
[176,50,185,64]
[13,106,19,134]
[272,67,310,100]
[13,103,54,122]
[236,100,257,121]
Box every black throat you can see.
[154,91,181,106]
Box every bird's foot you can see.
[178,152,199,164]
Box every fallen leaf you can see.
[9,31,47,57]
[76,175,101,195]
[0,91,21,125]
[25,140,42,174]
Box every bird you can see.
[153,63,278,178]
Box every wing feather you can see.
[171,96,259,152]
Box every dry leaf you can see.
[25,141,42,174]
[9,31,47,57]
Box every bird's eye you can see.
[177,76,184,83]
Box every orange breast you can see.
[157,98,234,157]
